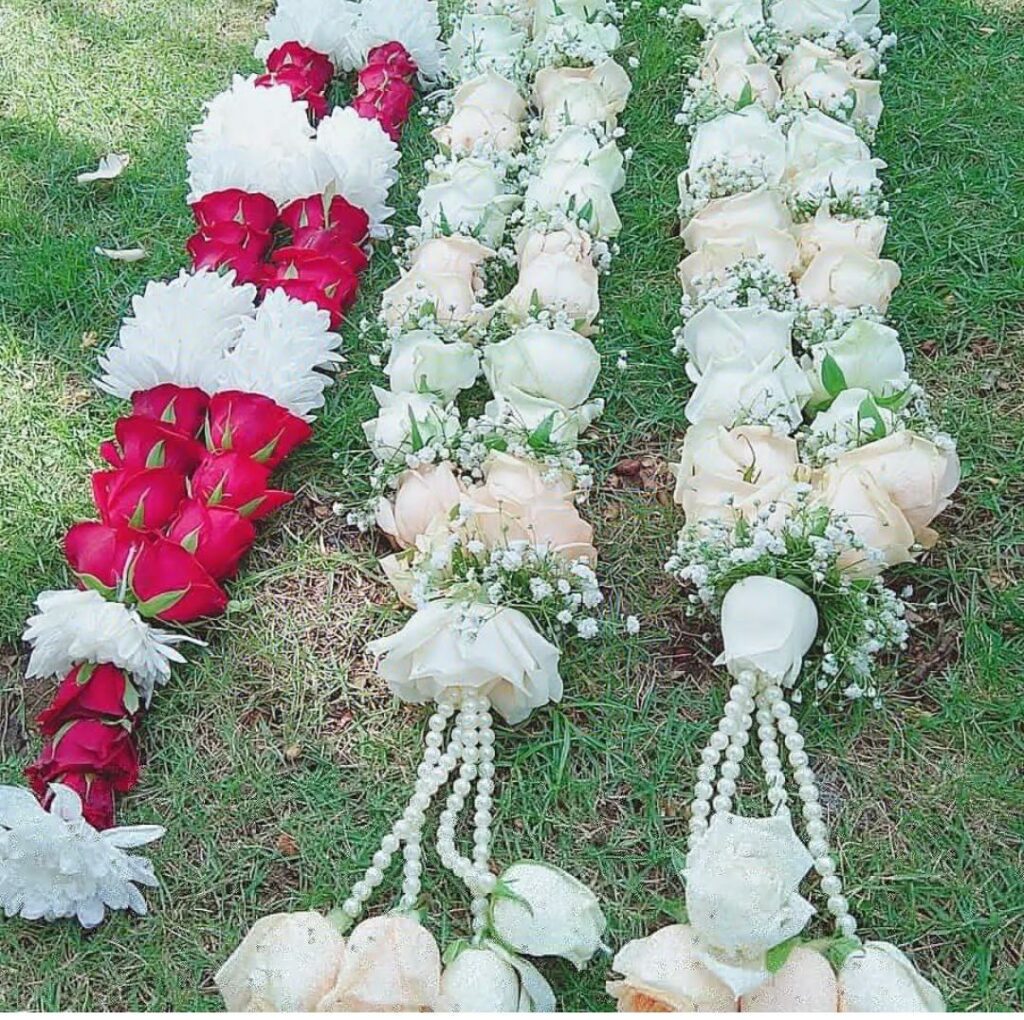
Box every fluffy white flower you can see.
[681,305,796,370]
[490,861,607,968]
[354,0,443,81]
[367,601,562,724]
[838,941,945,1011]
[686,812,815,996]
[418,157,520,247]
[798,247,902,312]
[803,318,907,403]
[680,0,765,29]
[23,589,203,701]
[0,784,164,928]
[439,943,555,1012]
[210,289,342,419]
[254,0,363,68]
[533,60,632,136]
[716,575,819,685]
[384,330,481,401]
[97,270,256,398]
[362,387,461,461]
[688,106,787,184]
[447,13,528,79]
[770,0,881,38]
[316,107,401,237]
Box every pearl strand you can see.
[756,686,790,817]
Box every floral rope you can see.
[0,0,443,929]
[606,0,952,1010]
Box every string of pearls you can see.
[687,669,858,939]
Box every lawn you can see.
[1,0,1022,1010]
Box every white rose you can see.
[483,324,603,439]
[685,350,811,429]
[367,601,562,724]
[533,11,621,54]
[376,462,465,549]
[525,160,622,238]
[418,157,520,247]
[711,61,782,107]
[813,462,916,575]
[439,942,555,1012]
[607,924,737,1011]
[679,232,799,296]
[740,947,839,1010]
[490,861,607,968]
[838,941,945,1011]
[716,575,819,685]
[685,812,816,996]
[790,157,886,209]
[804,319,907,403]
[680,0,765,29]
[674,423,801,529]
[505,249,601,331]
[808,388,897,450]
[833,430,960,545]
[317,915,441,1011]
[215,911,347,1012]
[798,247,901,311]
[385,331,480,401]
[681,305,796,369]
[533,59,632,136]
[688,106,788,185]
[540,125,626,192]
[432,72,526,154]
[770,0,881,38]
[516,223,593,270]
[700,26,763,75]
[447,14,528,79]
[795,206,888,271]
[786,56,883,130]
[785,109,870,178]
[681,187,793,253]
[362,387,460,461]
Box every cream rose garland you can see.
[607,0,951,1011]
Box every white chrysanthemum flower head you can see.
[211,289,342,420]
[355,0,443,81]
[0,784,164,928]
[254,0,364,69]
[187,76,330,205]
[97,270,256,398]
[316,107,400,237]
[23,589,204,701]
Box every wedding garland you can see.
[0,0,443,929]
[215,0,639,1010]
[605,0,953,1010]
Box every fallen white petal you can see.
[95,246,147,262]
[76,153,130,183]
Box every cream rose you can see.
[447,14,528,80]
[515,223,593,270]
[785,109,871,179]
[803,319,907,403]
[712,61,782,107]
[417,157,520,246]
[680,304,796,368]
[215,911,348,1012]
[795,207,888,272]
[681,187,793,253]
[439,942,556,1012]
[317,914,441,1011]
[363,388,460,460]
[808,388,898,450]
[680,0,765,29]
[505,249,601,332]
[533,59,632,135]
[838,941,945,1011]
[685,812,816,996]
[699,26,763,74]
[687,106,788,186]
[679,232,799,295]
[783,46,883,129]
[376,463,464,550]
[367,601,562,724]
[384,330,480,401]
[432,71,526,154]
[525,160,622,238]
[770,0,881,38]
[740,947,839,1011]
[798,247,901,312]
[607,924,737,1011]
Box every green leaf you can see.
[820,354,848,397]
[874,387,910,410]
[491,878,534,915]
[135,587,187,618]
[407,407,425,453]
[766,936,802,974]
[576,198,594,226]
[127,496,148,530]
[251,431,282,463]
[824,935,862,971]
[736,80,755,109]
[179,527,201,554]
[527,412,556,450]
[327,907,355,935]
[653,896,689,925]
[669,845,689,879]
[857,394,888,441]
[443,938,471,966]
[237,495,266,517]
[75,661,97,685]
[206,476,226,507]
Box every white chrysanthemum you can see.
[254,0,363,69]
[211,289,342,419]
[187,77,329,205]
[98,270,256,398]
[355,0,443,81]
[23,590,203,701]
[316,107,401,236]
[0,784,164,928]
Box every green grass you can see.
[1,0,1023,1010]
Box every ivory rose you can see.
[317,914,441,1011]
[533,4,621,54]
[439,942,556,1012]
[798,247,902,312]
[680,0,765,29]
[376,463,464,549]
[607,924,737,1011]
[685,812,816,996]
[687,106,788,186]
[533,59,632,135]
[795,207,888,272]
[505,249,601,332]
[699,26,763,75]
[708,60,781,108]
[770,0,881,38]
[838,941,945,1011]
[432,72,526,154]
[362,388,460,460]
[717,576,819,685]
[674,423,801,528]
[781,40,883,130]
[681,187,793,253]
[367,601,562,724]
[515,223,593,269]
[679,232,799,295]
[215,911,347,1011]
[480,449,574,502]
[384,330,480,401]
[447,14,528,80]
[833,431,960,545]
[785,110,871,179]
[417,157,520,246]
[808,388,898,449]
[490,861,607,968]
[804,319,907,404]
[680,305,796,368]
[739,947,839,1011]
[525,161,622,239]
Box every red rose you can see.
[27,718,140,797]
[191,189,278,233]
[92,466,187,531]
[36,663,136,737]
[190,450,293,520]
[166,499,256,580]
[273,238,368,275]
[187,221,272,285]
[64,522,146,590]
[266,41,335,92]
[206,390,312,467]
[46,772,118,831]
[353,80,416,140]
[255,68,329,119]
[131,384,209,436]
[365,41,418,80]
[279,194,370,246]
[131,537,228,622]
[262,249,359,327]
[100,415,207,473]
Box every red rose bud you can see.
[191,450,293,520]
[353,79,416,140]
[206,390,313,467]
[100,415,207,473]
[187,221,273,285]
[191,188,278,233]
[47,772,118,831]
[266,41,335,92]
[366,41,418,80]
[64,522,146,590]
[275,237,368,274]
[131,537,228,622]
[132,384,209,437]
[279,194,370,246]
[255,68,329,119]
[92,466,188,531]
[166,499,256,580]
[263,249,359,327]
[36,664,137,737]
[27,718,140,797]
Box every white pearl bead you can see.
[784,732,804,750]
[701,747,721,765]
[821,875,842,896]
[716,778,736,797]
[734,730,750,747]
[352,881,370,900]
[404,844,422,861]
[691,800,711,818]
[689,816,708,833]
[838,914,857,936]
[709,732,729,751]
[697,763,715,782]
[789,749,809,767]
[342,898,360,917]
[815,856,835,876]
[809,838,829,857]
[382,834,399,853]
[694,781,714,800]
[365,866,384,887]
[712,794,732,813]
[827,894,849,916]
[807,819,828,840]
[767,786,787,805]
[393,820,411,840]
[756,711,773,728]
[777,717,798,736]
[718,718,738,737]
[478,779,495,795]
[803,802,823,821]
[764,688,782,704]
[720,761,740,780]
[477,872,497,893]
[372,851,390,870]
[725,744,744,763]
[794,766,814,786]
[799,785,819,803]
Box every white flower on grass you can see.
[447,13,528,80]
[795,206,889,273]
[688,107,787,188]
[97,270,256,398]
[439,942,555,1012]
[532,60,632,136]
[417,157,520,248]
[433,72,527,154]
[680,0,764,29]
[490,861,607,969]
[362,388,461,462]
[253,0,363,69]
[770,0,881,39]
[838,941,945,1011]
[798,247,902,313]
[23,589,203,701]
[0,784,164,928]
[354,0,443,81]
[384,331,481,402]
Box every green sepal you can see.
[135,587,187,618]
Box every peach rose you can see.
[681,187,793,254]
[432,71,526,154]
[739,947,839,1011]
[797,247,901,312]
[794,207,888,273]
[505,249,601,332]
[376,462,464,549]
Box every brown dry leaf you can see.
[284,744,302,762]
[276,832,300,856]
[80,331,100,349]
